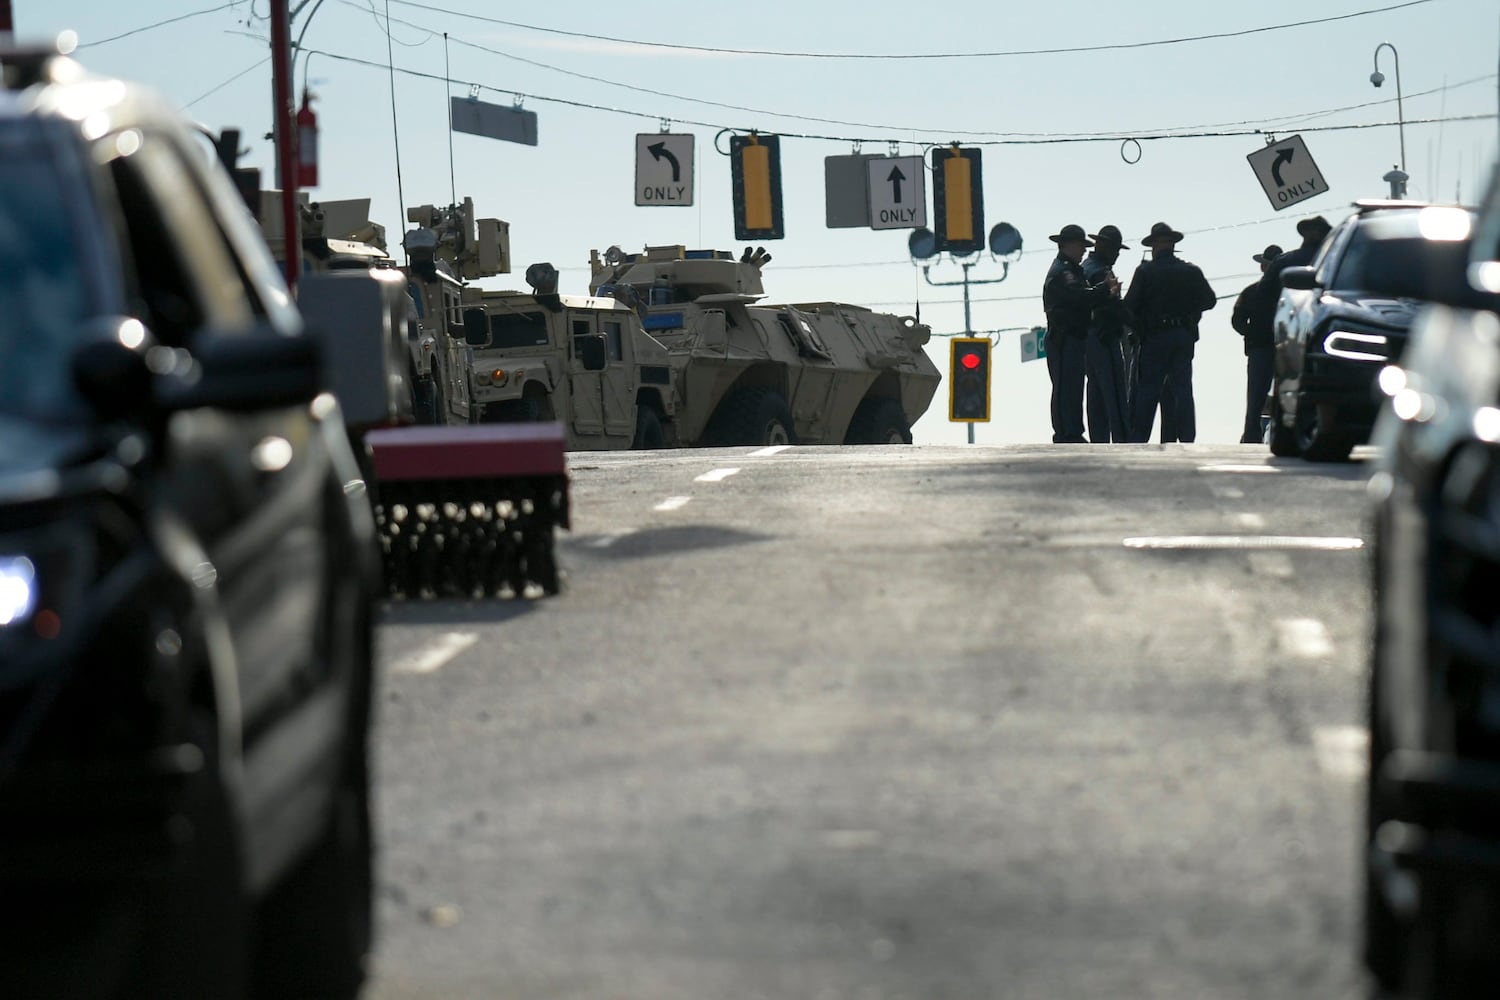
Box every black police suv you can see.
[1268,201,1476,462]
[0,44,378,999]
[1362,187,1500,995]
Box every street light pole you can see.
[1371,42,1407,195]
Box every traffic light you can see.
[949,337,991,422]
[730,133,784,241]
[931,145,984,255]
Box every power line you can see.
[385,0,1436,61]
[300,45,1497,147]
[78,1,244,48]
[185,55,270,108]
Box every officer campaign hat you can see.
[1296,214,1332,237]
[1252,244,1284,263]
[1140,222,1185,247]
[1048,224,1094,246]
[1089,225,1129,249]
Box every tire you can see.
[250,586,373,1000]
[706,387,796,446]
[1296,400,1355,462]
[412,375,438,425]
[1267,387,1299,457]
[633,405,665,449]
[844,397,912,445]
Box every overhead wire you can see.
[185,55,271,108]
[78,1,245,47]
[298,44,1497,148]
[383,0,1437,61]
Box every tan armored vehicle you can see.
[463,244,939,448]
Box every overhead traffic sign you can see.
[731,133,784,241]
[867,156,926,231]
[931,146,983,254]
[450,97,538,146]
[824,154,876,228]
[635,133,694,207]
[1246,135,1329,211]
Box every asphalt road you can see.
[367,443,1376,1000]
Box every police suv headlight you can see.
[1322,328,1390,362]
[0,556,39,628]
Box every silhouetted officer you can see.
[1082,225,1132,443]
[1125,222,1217,443]
[1260,215,1331,298]
[1231,243,1283,443]
[1044,224,1119,443]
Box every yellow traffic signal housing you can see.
[731,133,784,241]
[932,146,984,255]
[949,337,991,422]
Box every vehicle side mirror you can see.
[463,307,490,346]
[575,333,608,371]
[161,328,323,412]
[1279,266,1319,291]
[72,317,156,420]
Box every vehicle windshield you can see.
[1334,212,1476,293]
[0,123,102,422]
[488,310,550,349]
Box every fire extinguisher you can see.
[296,88,318,188]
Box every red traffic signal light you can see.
[949,337,991,423]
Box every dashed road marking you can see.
[1313,725,1368,779]
[391,632,478,675]
[1278,618,1335,658]
[1210,486,1246,500]
[654,496,692,512]
[584,533,627,549]
[1234,512,1267,530]
[695,467,741,483]
[1198,464,1283,474]
[749,445,791,457]
[1123,536,1364,551]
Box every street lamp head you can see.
[1370,70,1385,87]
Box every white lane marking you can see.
[1234,512,1267,530]
[1248,552,1295,578]
[585,533,627,549]
[695,467,741,483]
[1313,725,1368,779]
[654,495,692,511]
[749,445,791,457]
[1199,464,1283,474]
[1210,486,1246,499]
[1278,618,1335,659]
[391,632,478,675]
[1123,536,1364,551]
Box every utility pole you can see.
[269,0,300,292]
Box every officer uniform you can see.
[1043,224,1115,443]
[1082,225,1132,443]
[1259,214,1331,298]
[1231,243,1283,443]
[1123,222,1217,443]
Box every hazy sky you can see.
[17,0,1500,444]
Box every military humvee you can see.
[463,244,940,449]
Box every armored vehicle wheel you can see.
[1267,389,1299,457]
[709,387,796,446]
[413,375,439,425]
[1295,400,1354,462]
[633,406,665,449]
[845,398,912,445]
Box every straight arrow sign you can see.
[866,155,926,231]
